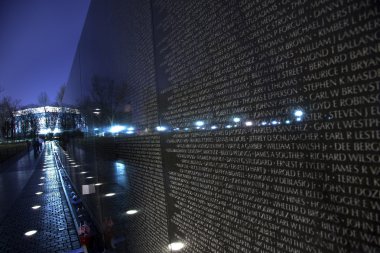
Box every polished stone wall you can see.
[66,0,380,252]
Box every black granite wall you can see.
[65,0,380,252]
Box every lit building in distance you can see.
[14,106,84,136]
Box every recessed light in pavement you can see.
[31,205,41,210]
[25,230,37,236]
[35,192,43,195]
[80,172,88,174]
[38,183,44,186]
[40,177,45,179]
[86,176,94,179]
[95,183,102,186]
[105,193,115,197]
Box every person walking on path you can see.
[32,138,40,158]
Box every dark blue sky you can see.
[0,0,90,106]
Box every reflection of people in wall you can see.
[102,217,126,251]
[103,217,114,251]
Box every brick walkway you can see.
[0,142,80,253]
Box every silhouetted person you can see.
[26,140,31,151]
[33,138,39,158]
[38,138,43,152]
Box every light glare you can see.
[109,125,126,133]
[25,230,37,236]
[195,121,204,127]
[156,126,167,131]
[294,110,303,117]
[245,121,253,126]
[126,210,138,215]
[168,242,185,251]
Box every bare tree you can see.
[38,92,49,107]
[90,76,128,126]
[0,97,20,139]
[56,85,66,106]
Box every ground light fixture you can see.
[168,242,185,251]
[31,205,41,210]
[126,210,138,215]
[24,230,37,236]
[35,192,43,195]
[105,193,116,197]
[95,183,103,186]
[38,183,43,186]
[233,117,241,123]
[245,121,253,126]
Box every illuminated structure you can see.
[14,106,84,136]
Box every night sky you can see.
[0,0,90,106]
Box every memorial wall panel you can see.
[152,0,380,252]
[122,0,160,129]
[116,135,169,252]
[65,0,380,252]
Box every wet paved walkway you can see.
[0,142,80,252]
